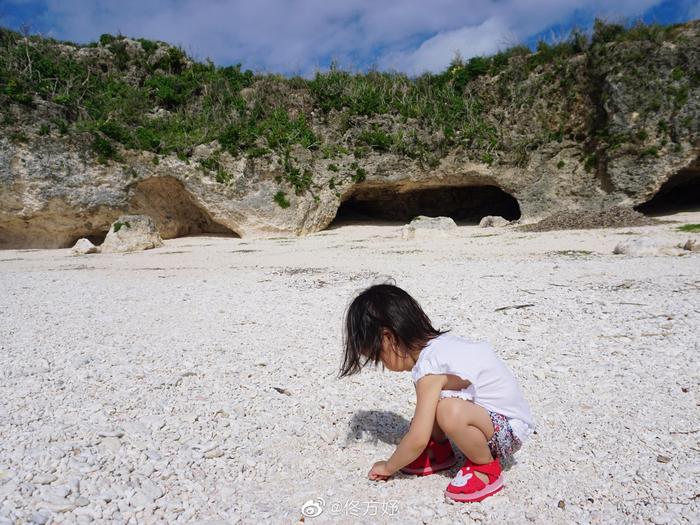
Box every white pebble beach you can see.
[1,212,698,524]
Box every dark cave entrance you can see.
[330,185,521,226]
[635,165,700,215]
[128,177,239,239]
[69,177,239,248]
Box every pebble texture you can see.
[0,213,698,524]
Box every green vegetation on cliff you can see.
[0,19,697,205]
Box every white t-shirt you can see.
[411,332,535,444]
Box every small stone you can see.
[33,474,57,485]
[30,511,50,525]
[131,490,152,509]
[181,413,199,423]
[43,496,75,513]
[656,455,671,463]
[558,499,566,509]
[320,430,337,444]
[682,239,699,252]
[100,437,121,452]
[97,429,124,438]
[70,355,92,368]
[140,416,165,431]
[205,448,224,459]
[651,512,675,525]
[165,376,182,387]
[140,480,164,501]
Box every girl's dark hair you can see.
[338,283,446,378]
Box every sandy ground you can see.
[1,212,699,525]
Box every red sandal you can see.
[401,437,456,476]
[444,458,504,502]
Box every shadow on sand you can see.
[345,410,476,478]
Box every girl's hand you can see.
[368,460,393,481]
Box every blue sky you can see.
[1,0,699,75]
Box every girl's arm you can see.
[369,374,445,479]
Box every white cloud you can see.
[5,0,674,74]
[380,17,514,74]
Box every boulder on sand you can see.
[401,216,456,240]
[479,216,510,228]
[100,215,163,253]
[681,238,699,252]
[70,238,98,255]
[613,238,684,256]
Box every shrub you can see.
[356,126,393,152]
[273,190,290,208]
[92,133,117,160]
[592,19,625,45]
[99,34,117,46]
[352,167,367,183]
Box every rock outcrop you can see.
[479,216,510,228]
[100,215,163,253]
[70,238,98,255]
[612,238,685,256]
[401,216,457,240]
[0,22,698,248]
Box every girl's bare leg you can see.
[435,398,496,484]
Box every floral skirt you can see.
[486,411,522,469]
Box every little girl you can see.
[339,283,534,502]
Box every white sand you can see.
[1,212,698,524]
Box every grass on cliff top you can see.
[1,18,684,155]
[677,224,700,233]
[0,18,691,204]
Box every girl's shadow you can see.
[344,410,464,479]
[345,410,409,445]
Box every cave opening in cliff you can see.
[128,177,239,239]
[330,185,521,227]
[68,177,239,247]
[635,166,700,215]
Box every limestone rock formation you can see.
[613,238,685,256]
[70,238,98,255]
[401,216,457,240]
[100,215,163,253]
[0,22,698,249]
[479,216,510,228]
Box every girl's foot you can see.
[444,458,504,502]
[401,437,456,475]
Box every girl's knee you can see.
[436,398,494,437]
[436,398,466,430]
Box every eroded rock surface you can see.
[100,215,163,253]
[1,23,698,248]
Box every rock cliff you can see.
[0,21,698,248]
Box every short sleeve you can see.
[411,352,435,383]
[411,348,440,384]
[411,342,478,386]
